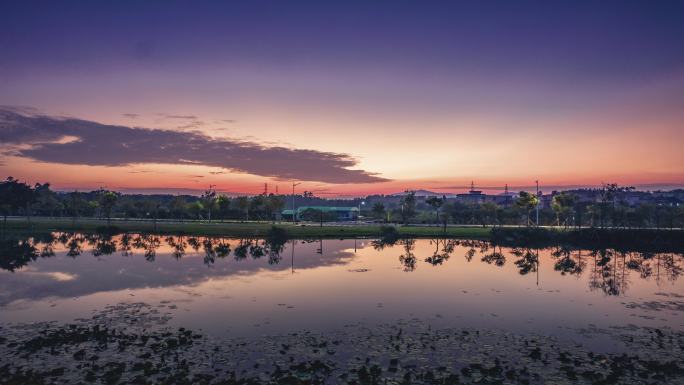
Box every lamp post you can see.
[292,182,301,224]
[358,201,365,221]
[535,180,540,227]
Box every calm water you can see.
[1,233,683,350]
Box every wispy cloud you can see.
[156,113,199,120]
[0,108,388,184]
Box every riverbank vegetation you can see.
[2,177,683,230]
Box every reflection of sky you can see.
[0,238,356,306]
[1,237,683,344]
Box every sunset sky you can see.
[1,1,683,196]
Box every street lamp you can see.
[535,180,540,227]
[358,201,365,221]
[292,182,301,224]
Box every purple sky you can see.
[1,1,683,194]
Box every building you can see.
[282,206,359,221]
[455,182,486,205]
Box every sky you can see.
[1,0,683,196]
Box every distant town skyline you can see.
[2,1,683,195]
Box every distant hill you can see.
[390,190,456,198]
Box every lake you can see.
[1,232,683,384]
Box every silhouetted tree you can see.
[235,196,250,221]
[425,196,443,226]
[98,190,119,225]
[200,188,217,221]
[552,193,575,228]
[516,191,539,226]
[371,202,386,221]
[400,190,416,224]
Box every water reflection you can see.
[0,233,353,306]
[0,233,683,301]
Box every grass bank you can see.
[491,226,684,253]
[1,217,491,239]
[4,217,682,252]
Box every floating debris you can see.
[1,302,683,384]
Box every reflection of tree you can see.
[658,254,683,284]
[2,233,683,298]
[215,238,231,258]
[587,249,629,296]
[33,233,56,258]
[264,236,286,265]
[625,251,653,279]
[458,240,488,262]
[249,241,266,259]
[65,234,84,258]
[512,248,538,275]
[425,239,456,266]
[233,239,252,261]
[550,246,585,276]
[0,239,39,272]
[370,237,397,251]
[89,233,117,257]
[165,236,186,260]
[481,246,506,267]
[199,237,231,265]
[398,239,417,272]
[133,234,160,261]
[187,237,202,252]
[230,236,286,264]
[119,233,133,256]
[202,238,217,265]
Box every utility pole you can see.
[504,184,509,207]
[535,180,540,227]
[292,182,301,224]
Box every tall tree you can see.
[235,196,250,221]
[1,177,36,225]
[200,189,217,222]
[372,202,386,221]
[216,195,231,221]
[169,196,187,221]
[481,202,499,227]
[264,195,285,223]
[98,190,119,225]
[516,191,539,226]
[552,193,576,228]
[400,190,416,224]
[425,196,443,226]
[66,191,87,227]
[34,183,60,217]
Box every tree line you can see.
[1,177,682,228]
[0,177,286,225]
[370,188,683,229]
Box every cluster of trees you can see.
[2,177,682,228]
[366,188,684,229]
[0,177,286,224]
